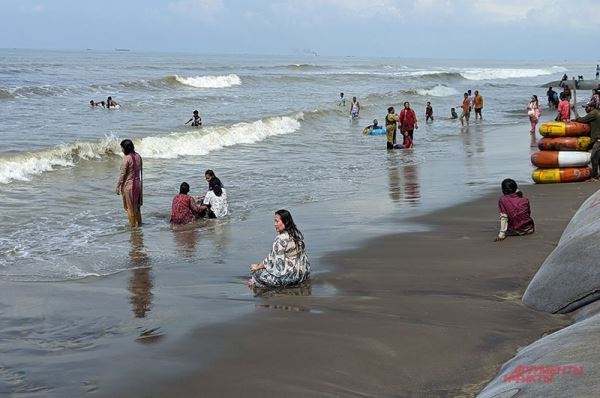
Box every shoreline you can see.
[107,181,599,397]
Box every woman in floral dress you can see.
[249,209,310,289]
[170,182,201,224]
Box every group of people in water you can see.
[356,88,484,149]
[115,138,309,290]
[90,96,120,109]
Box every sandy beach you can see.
[100,181,598,397]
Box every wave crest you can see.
[138,115,302,159]
[173,74,242,88]
[412,85,459,97]
[0,115,301,184]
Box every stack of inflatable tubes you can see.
[532,122,592,183]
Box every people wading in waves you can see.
[116,139,143,227]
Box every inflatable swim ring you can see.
[539,121,590,137]
[363,126,386,135]
[531,151,591,168]
[538,137,592,151]
[532,167,591,184]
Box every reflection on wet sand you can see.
[387,153,421,206]
[128,229,153,318]
[461,124,485,156]
[402,164,420,205]
[252,281,312,298]
[171,224,199,257]
[387,153,402,203]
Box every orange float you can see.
[532,167,591,184]
[539,122,591,137]
[531,151,591,168]
[538,137,592,151]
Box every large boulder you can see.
[477,309,600,398]
[523,189,600,313]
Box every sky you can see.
[0,0,598,59]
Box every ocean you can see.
[0,48,595,395]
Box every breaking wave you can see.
[173,74,242,88]
[0,115,302,184]
[412,85,459,97]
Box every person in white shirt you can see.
[198,178,228,218]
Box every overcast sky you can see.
[1,0,598,60]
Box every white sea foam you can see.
[0,136,120,184]
[415,85,458,97]
[0,116,302,184]
[137,115,302,159]
[459,66,568,80]
[175,74,242,88]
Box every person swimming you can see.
[362,119,380,135]
[451,107,458,119]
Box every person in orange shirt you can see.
[459,93,470,126]
[473,90,484,120]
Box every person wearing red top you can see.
[494,179,534,242]
[556,92,571,121]
[170,182,201,224]
[399,101,418,148]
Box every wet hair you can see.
[108,96,112,100]
[531,95,538,104]
[275,209,305,250]
[209,178,223,196]
[373,119,378,125]
[501,178,518,195]
[90,100,94,105]
[464,92,468,97]
[193,110,198,114]
[387,106,394,113]
[180,182,190,194]
[120,139,135,155]
[205,169,216,179]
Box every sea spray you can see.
[174,74,242,88]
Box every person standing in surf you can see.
[116,139,143,227]
[350,96,360,119]
[459,93,470,126]
[185,110,202,126]
[399,102,418,148]
[425,102,434,122]
[385,106,399,150]
[527,95,541,134]
[473,90,484,120]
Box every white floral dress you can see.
[252,231,310,288]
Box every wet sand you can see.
[109,181,599,397]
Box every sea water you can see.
[0,48,595,394]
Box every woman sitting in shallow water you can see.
[249,209,310,289]
[495,179,535,242]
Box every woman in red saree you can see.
[116,139,143,227]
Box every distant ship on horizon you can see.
[115,48,130,52]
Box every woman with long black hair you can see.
[116,139,143,227]
[249,209,310,288]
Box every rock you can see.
[523,189,600,313]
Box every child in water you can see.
[185,110,202,126]
[450,108,458,119]
[425,102,434,122]
[495,179,535,242]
